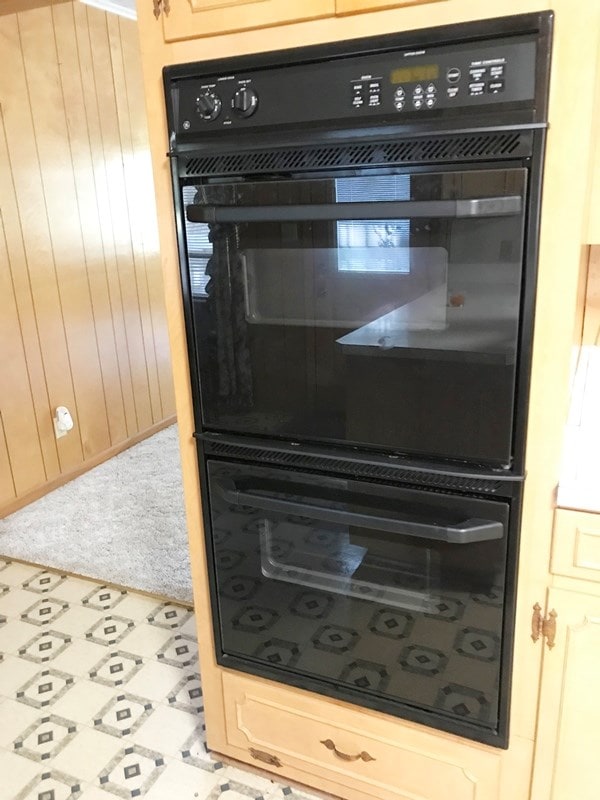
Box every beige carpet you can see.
[0,425,192,603]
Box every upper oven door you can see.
[182,166,528,466]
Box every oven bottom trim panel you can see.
[221,670,504,800]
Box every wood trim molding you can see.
[0,415,176,519]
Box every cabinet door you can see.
[336,0,447,16]
[161,0,334,43]
[530,588,600,800]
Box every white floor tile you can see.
[0,697,41,748]
[0,619,42,655]
[50,678,116,726]
[0,561,40,586]
[124,658,184,702]
[131,703,199,757]
[0,654,43,697]
[143,756,221,799]
[50,638,114,678]
[116,621,173,658]
[0,748,41,797]
[113,592,162,621]
[52,576,108,604]
[52,606,106,638]
[0,587,43,619]
[51,726,123,783]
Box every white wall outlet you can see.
[53,406,74,439]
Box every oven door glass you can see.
[184,167,527,466]
[207,460,510,738]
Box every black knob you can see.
[195,92,221,121]
[232,86,258,118]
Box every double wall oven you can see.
[164,12,552,747]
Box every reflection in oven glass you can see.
[213,503,504,730]
[260,519,440,613]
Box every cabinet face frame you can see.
[160,0,335,42]
[335,0,447,16]
[134,2,600,800]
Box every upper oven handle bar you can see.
[215,479,503,545]
[187,196,522,224]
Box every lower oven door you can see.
[205,459,512,744]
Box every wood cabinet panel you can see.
[161,0,335,43]
[336,0,446,16]
[530,588,600,800]
[223,672,501,800]
[552,509,600,583]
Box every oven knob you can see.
[195,91,221,121]
[232,86,259,118]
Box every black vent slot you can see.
[203,439,504,495]
[182,131,529,178]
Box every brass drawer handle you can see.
[320,738,375,763]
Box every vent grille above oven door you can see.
[181,130,533,178]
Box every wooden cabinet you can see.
[160,0,335,42]
[552,509,600,583]
[222,671,502,800]
[335,0,447,16]
[530,587,600,800]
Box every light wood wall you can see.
[0,1,175,517]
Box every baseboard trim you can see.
[0,415,177,519]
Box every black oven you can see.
[164,11,552,747]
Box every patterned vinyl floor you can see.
[0,558,324,800]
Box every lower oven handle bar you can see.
[187,196,522,224]
[215,480,503,545]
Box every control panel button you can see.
[394,98,405,111]
[195,91,222,121]
[413,97,424,110]
[425,97,436,108]
[232,86,258,118]
[413,84,424,96]
[490,64,506,78]
[394,87,405,99]
[426,83,437,94]
[469,66,487,80]
[468,81,485,97]
[487,79,505,94]
[446,67,461,84]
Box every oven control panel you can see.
[171,34,538,135]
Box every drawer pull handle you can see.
[320,739,375,763]
[249,747,282,768]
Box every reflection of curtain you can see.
[201,187,253,408]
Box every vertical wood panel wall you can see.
[0,1,175,517]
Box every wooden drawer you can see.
[552,509,600,583]
[222,671,501,800]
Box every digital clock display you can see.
[391,64,440,84]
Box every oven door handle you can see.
[214,479,503,544]
[187,196,522,224]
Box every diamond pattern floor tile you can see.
[0,563,338,800]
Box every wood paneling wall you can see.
[0,1,175,517]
